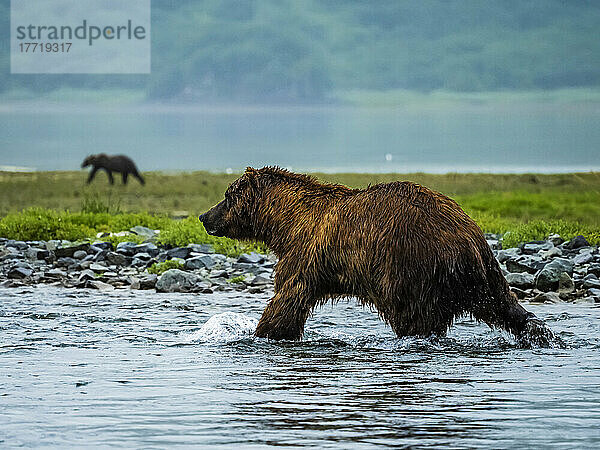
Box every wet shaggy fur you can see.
[199,167,555,345]
[82,154,145,185]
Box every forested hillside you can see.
[1,0,599,102]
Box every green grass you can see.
[227,275,247,284]
[147,260,184,275]
[0,171,599,249]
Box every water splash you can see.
[185,312,258,343]
[518,318,566,349]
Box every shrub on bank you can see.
[147,259,184,275]
[0,208,93,241]
[0,208,265,256]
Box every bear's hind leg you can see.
[471,293,559,347]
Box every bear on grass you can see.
[199,167,556,347]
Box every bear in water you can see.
[81,154,145,185]
[199,167,557,347]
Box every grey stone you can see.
[56,257,77,268]
[6,240,28,250]
[116,242,138,256]
[583,274,600,289]
[188,244,214,254]
[167,247,192,259]
[232,262,257,272]
[130,225,157,239]
[87,280,115,291]
[185,255,215,270]
[90,263,108,273]
[131,257,150,268]
[78,269,96,282]
[133,243,159,257]
[506,256,542,274]
[587,263,600,277]
[133,252,152,262]
[105,252,130,266]
[8,266,33,279]
[78,261,92,270]
[535,258,574,292]
[249,275,271,286]
[558,272,575,294]
[522,241,553,255]
[497,248,521,263]
[505,272,535,289]
[129,277,141,289]
[531,292,562,304]
[0,252,22,262]
[138,274,157,290]
[486,239,500,250]
[540,247,562,259]
[93,250,108,262]
[73,250,88,260]
[548,234,564,246]
[573,252,594,266]
[45,268,67,278]
[588,288,600,297]
[26,248,50,260]
[90,242,113,252]
[248,286,266,294]
[209,270,228,279]
[564,235,590,250]
[238,252,265,264]
[45,240,60,251]
[156,269,200,293]
[213,254,228,264]
[55,243,90,258]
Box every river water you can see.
[1,287,599,448]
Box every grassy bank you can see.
[335,88,600,108]
[0,171,599,249]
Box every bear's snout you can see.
[199,208,223,236]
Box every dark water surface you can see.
[1,287,599,448]
[2,104,600,173]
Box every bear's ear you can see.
[245,167,258,176]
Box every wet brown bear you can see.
[82,154,145,185]
[199,167,556,346]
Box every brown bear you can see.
[199,167,557,346]
[82,154,145,185]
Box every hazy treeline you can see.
[1,0,599,102]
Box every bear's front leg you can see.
[255,289,313,341]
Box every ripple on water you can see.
[1,287,600,448]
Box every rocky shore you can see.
[1,230,599,304]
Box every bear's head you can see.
[199,167,260,239]
[81,153,108,168]
[81,154,96,168]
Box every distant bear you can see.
[81,154,145,185]
[199,167,556,346]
